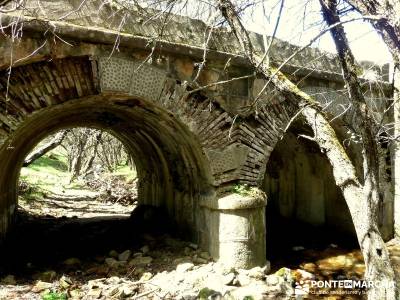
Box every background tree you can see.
[24,127,132,182]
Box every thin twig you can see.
[132,288,160,299]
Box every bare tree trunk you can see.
[394,58,400,240]
[70,131,89,182]
[82,131,103,176]
[344,0,400,60]
[346,0,400,248]
[217,0,397,298]
[99,140,113,172]
[319,2,397,298]
[23,130,69,167]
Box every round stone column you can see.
[200,190,267,269]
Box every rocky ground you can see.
[0,189,399,300]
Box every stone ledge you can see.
[200,192,267,210]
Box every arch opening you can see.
[18,126,138,218]
[0,95,213,269]
[263,121,361,279]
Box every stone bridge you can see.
[0,0,396,269]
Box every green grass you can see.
[20,155,76,191]
[19,147,135,203]
[19,147,88,202]
[41,292,67,300]
[112,164,137,182]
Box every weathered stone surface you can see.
[205,144,250,175]
[118,250,131,262]
[201,191,267,269]
[128,256,153,266]
[0,0,395,276]
[32,281,52,292]
[176,262,194,273]
[99,57,167,102]
[1,275,16,285]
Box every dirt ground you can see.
[0,190,399,300]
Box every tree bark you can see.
[217,0,397,298]
[23,130,69,167]
[319,1,397,298]
[344,0,400,244]
[82,131,103,176]
[69,131,90,182]
[344,0,400,59]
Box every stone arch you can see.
[263,120,355,233]
[0,55,226,245]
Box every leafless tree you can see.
[61,128,130,181]
[216,0,398,298]
[23,130,69,167]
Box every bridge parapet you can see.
[1,0,390,82]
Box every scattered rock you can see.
[188,243,198,250]
[248,266,265,280]
[292,246,305,251]
[222,273,235,285]
[94,255,105,263]
[143,234,156,242]
[133,267,145,276]
[199,252,211,260]
[106,276,122,285]
[301,262,317,273]
[198,287,221,299]
[118,250,131,261]
[63,257,81,266]
[120,285,135,298]
[105,257,120,268]
[294,269,314,281]
[227,282,275,300]
[263,260,271,274]
[32,281,52,293]
[87,288,102,299]
[140,272,153,281]
[236,273,251,286]
[39,270,57,282]
[266,274,280,285]
[176,262,194,273]
[109,250,119,258]
[69,289,84,298]
[274,267,293,284]
[128,256,153,266]
[107,287,121,298]
[165,237,182,248]
[86,265,109,276]
[193,257,208,264]
[59,275,72,289]
[173,257,191,264]
[1,275,16,285]
[140,245,150,254]
[88,278,105,290]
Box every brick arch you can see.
[0,56,228,242]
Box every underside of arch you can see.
[0,94,214,242]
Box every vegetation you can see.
[19,151,86,203]
[19,130,136,204]
[41,291,67,300]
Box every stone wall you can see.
[0,0,397,269]
[263,130,355,236]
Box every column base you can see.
[200,189,267,269]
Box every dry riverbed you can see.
[0,192,399,300]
